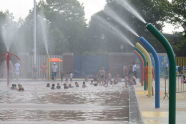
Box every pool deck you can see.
[135,79,186,124]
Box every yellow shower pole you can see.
[136,42,153,97]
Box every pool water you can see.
[0,81,129,124]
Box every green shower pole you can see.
[146,23,176,124]
[134,47,147,90]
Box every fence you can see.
[176,57,186,67]
[0,54,63,79]
[176,74,186,93]
[0,52,170,79]
[161,74,186,95]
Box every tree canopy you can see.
[86,0,171,53]
[0,0,186,56]
[2,0,86,55]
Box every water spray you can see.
[104,7,139,37]
[116,0,146,24]
[95,15,135,47]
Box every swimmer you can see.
[75,82,79,87]
[114,79,118,84]
[18,84,24,91]
[69,84,73,88]
[56,83,61,89]
[82,82,86,88]
[110,80,113,85]
[63,83,68,89]
[51,84,55,90]
[11,84,16,89]
[93,82,98,86]
[90,80,94,85]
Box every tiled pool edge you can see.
[129,85,144,124]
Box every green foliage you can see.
[0,0,185,56]
[18,0,87,55]
[86,0,171,53]
[167,0,186,56]
[171,0,186,32]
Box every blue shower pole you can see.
[139,37,160,108]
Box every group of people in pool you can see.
[46,81,87,90]
[46,73,123,90]
[11,84,24,91]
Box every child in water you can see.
[90,80,94,85]
[18,84,24,91]
[82,82,86,88]
[51,84,55,90]
[56,83,61,89]
[68,84,73,88]
[63,83,68,89]
[11,84,17,89]
[75,82,79,87]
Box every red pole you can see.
[133,50,144,86]
[2,52,20,87]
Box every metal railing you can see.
[176,74,186,93]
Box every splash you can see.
[104,7,139,37]
[116,0,146,24]
[2,18,18,52]
[38,14,50,55]
[95,15,134,47]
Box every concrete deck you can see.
[135,79,186,124]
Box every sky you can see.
[0,0,106,22]
[0,0,183,34]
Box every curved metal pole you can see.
[146,23,176,124]
[139,37,160,108]
[3,52,21,86]
[8,52,21,60]
[48,55,50,80]
[136,43,153,97]
[134,47,147,90]
[133,50,144,86]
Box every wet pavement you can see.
[0,81,130,124]
[135,78,186,124]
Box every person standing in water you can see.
[132,63,137,78]
[70,72,73,81]
[98,67,106,85]
[15,62,21,82]
[51,63,58,80]
[40,62,47,80]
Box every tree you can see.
[166,0,186,56]
[19,0,87,55]
[0,11,18,54]
[171,0,186,36]
[86,0,171,54]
